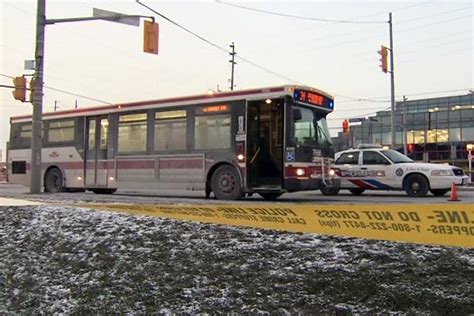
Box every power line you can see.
[336,88,473,104]
[0,73,113,105]
[136,0,304,85]
[397,5,472,24]
[216,0,387,24]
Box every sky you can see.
[0,0,472,161]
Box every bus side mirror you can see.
[293,108,302,121]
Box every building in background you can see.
[332,92,474,171]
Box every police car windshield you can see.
[381,150,413,163]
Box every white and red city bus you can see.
[7,85,337,200]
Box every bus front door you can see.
[85,116,109,187]
[247,99,283,189]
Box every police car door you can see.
[360,150,397,190]
[333,150,361,189]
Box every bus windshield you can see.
[293,106,333,154]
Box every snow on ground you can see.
[1,205,473,314]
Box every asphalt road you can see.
[0,182,473,205]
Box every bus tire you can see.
[349,188,365,195]
[259,192,283,200]
[91,188,117,194]
[211,165,243,200]
[44,168,65,193]
[320,187,340,196]
[404,174,429,197]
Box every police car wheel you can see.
[349,188,365,196]
[404,174,429,197]
[430,189,449,196]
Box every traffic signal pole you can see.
[30,0,46,194]
[29,0,155,194]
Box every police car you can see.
[322,144,469,197]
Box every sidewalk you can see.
[0,197,44,206]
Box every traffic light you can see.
[377,45,388,73]
[29,78,36,103]
[12,76,27,102]
[342,119,349,134]
[143,20,159,54]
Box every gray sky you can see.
[1,0,472,160]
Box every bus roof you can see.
[10,84,334,123]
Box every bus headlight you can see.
[296,168,305,176]
[109,176,115,181]
[328,169,336,177]
[77,176,82,181]
[237,154,245,161]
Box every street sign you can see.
[92,8,140,27]
[348,117,366,123]
[24,60,35,70]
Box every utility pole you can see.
[75,100,78,109]
[54,100,59,111]
[403,96,407,155]
[229,42,236,91]
[389,12,396,148]
[30,0,46,194]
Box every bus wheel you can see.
[259,192,283,200]
[91,189,117,194]
[211,165,243,200]
[320,187,340,196]
[349,188,365,195]
[404,174,429,197]
[44,168,64,193]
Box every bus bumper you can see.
[284,178,321,192]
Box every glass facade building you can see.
[333,92,474,171]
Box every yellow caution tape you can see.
[85,203,474,248]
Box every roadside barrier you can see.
[87,203,474,248]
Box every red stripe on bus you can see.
[11,86,287,121]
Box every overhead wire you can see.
[0,73,113,105]
[215,0,387,24]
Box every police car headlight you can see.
[431,170,454,176]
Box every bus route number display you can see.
[293,89,333,110]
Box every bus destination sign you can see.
[293,89,333,110]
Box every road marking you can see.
[84,203,474,248]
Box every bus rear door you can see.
[85,116,109,187]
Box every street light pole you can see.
[403,95,407,155]
[389,12,396,148]
[30,0,46,194]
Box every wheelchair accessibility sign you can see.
[286,150,295,162]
